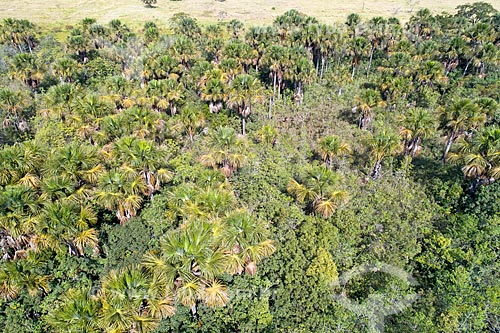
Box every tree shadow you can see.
[410,156,462,185]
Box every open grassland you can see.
[1,0,498,27]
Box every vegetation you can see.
[0,2,499,332]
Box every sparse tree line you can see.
[0,2,499,332]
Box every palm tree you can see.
[287,165,349,218]
[0,185,39,259]
[345,13,361,37]
[43,142,104,186]
[448,126,500,191]
[415,60,445,87]
[0,18,38,52]
[367,127,401,180]
[36,201,99,256]
[260,45,286,117]
[110,136,173,196]
[198,69,228,113]
[228,74,265,135]
[366,16,387,74]
[143,220,228,318]
[347,36,369,79]
[41,83,80,121]
[316,135,351,168]
[46,286,101,333]
[178,103,206,143]
[200,126,246,177]
[0,88,31,132]
[9,53,44,89]
[355,89,386,130]
[439,99,486,162]
[254,124,278,146]
[399,108,436,157]
[286,47,315,105]
[95,169,145,224]
[52,57,80,83]
[0,256,50,300]
[99,267,172,332]
[222,210,275,275]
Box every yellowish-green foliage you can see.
[306,247,339,284]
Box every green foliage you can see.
[0,4,500,332]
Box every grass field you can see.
[0,0,498,27]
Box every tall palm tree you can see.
[399,108,436,157]
[355,89,386,130]
[347,36,369,79]
[200,126,246,177]
[448,126,500,190]
[178,104,206,143]
[368,127,401,180]
[439,98,486,162]
[228,74,265,135]
[110,136,173,196]
[95,169,145,224]
[316,135,351,168]
[366,16,387,74]
[143,220,228,318]
[222,210,275,275]
[287,165,349,218]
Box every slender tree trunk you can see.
[372,159,382,180]
[367,45,375,75]
[277,77,282,100]
[463,58,472,77]
[320,57,325,80]
[268,96,273,119]
[411,137,420,157]
[443,135,454,163]
[268,72,277,119]
[351,65,356,79]
[191,304,198,320]
[273,72,277,99]
[242,116,246,136]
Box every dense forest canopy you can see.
[0,2,499,332]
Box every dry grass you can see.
[0,0,498,27]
